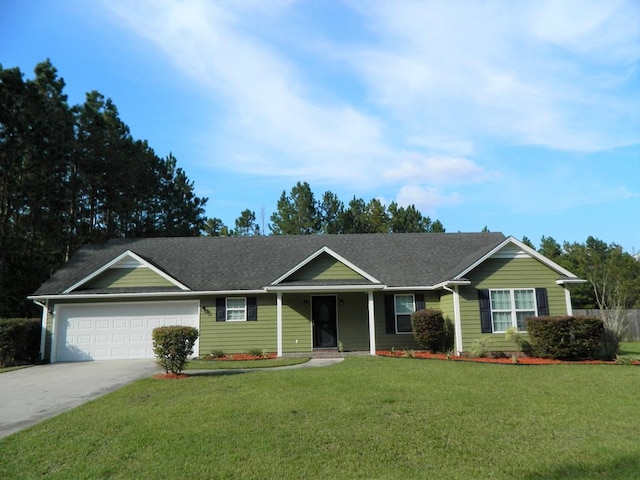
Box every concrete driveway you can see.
[0,360,159,439]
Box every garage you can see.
[53,301,200,362]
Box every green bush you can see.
[411,308,445,353]
[526,316,605,360]
[0,318,41,367]
[599,328,619,361]
[152,326,199,374]
[469,337,491,358]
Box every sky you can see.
[1,0,639,252]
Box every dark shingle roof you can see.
[33,233,507,295]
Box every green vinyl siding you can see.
[459,257,569,352]
[287,253,365,282]
[281,294,312,353]
[373,291,440,350]
[438,291,455,327]
[199,295,277,354]
[83,267,175,289]
[336,293,369,351]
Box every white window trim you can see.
[489,288,537,333]
[226,297,247,322]
[395,294,415,335]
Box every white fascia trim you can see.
[382,280,471,292]
[29,289,267,302]
[62,250,190,293]
[454,236,581,280]
[265,284,386,293]
[556,278,587,285]
[270,246,381,285]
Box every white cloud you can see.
[347,0,640,152]
[104,0,389,186]
[382,154,492,184]
[395,185,462,214]
[101,0,639,213]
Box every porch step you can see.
[311,349,343,358]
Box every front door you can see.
[312,296,337,348]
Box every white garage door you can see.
[54,301,200,362]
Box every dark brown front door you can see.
[312,296,337,348]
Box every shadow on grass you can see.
[524,455,640,480]
[185,370,248,377]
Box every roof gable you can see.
[63,250,190,293]
[272,246,380,285]
[453,236,580,280]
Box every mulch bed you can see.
[376,350,640,365]
[153,373,190,379]
[201,353,278,361]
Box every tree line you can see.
[206,181,445,236]
[0,60,207,316]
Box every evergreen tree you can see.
[234,209,260,236]
[269,181,320,235]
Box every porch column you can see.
[50,304,58,363]
[453,286,463,355]
[39,301,48,361]
[564,288,573,316]
[276,292,283,357]
[368,290,376,355]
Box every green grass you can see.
[619,341,640,357]
[184,357,310,370]
[1,357,639,479]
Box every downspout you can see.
[33,300,48,362]
[442,285,463,355]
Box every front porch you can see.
[268,289,381,357]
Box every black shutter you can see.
[415,293,425,311]
[384,295,395,334]
[536,288,549,316]
[478,289,492,333]
[216,298,226,322]
[247,297,257,321]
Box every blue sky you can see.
[2,0,639,251]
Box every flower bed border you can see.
[376,350,640,365]
[199,353,278,361]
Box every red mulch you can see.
[202,353,277,361]
[153,373,190,379]
[376,350,640,365]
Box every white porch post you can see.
[39,301,48,361]
[564,288,573,316]
[276,292,283,357]
[368,290,376,355]
[50,304,58,363]
[453,286,463,355]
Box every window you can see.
[226,297,247,321]
[395,294,415,334]
[490,289,536,332]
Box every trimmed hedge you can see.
[152,326,199,374]
[0,318,41,367]
[411,309,446,353]
[526,316,605,360]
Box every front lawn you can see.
[184,356,310,370]
[1,357,639,479]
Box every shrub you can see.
[0,318,41,367]
[599,328,619,361]
[469,337,491,358]
[526,316,605,360]
[152,326,199,374]
[411,308,445,353]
